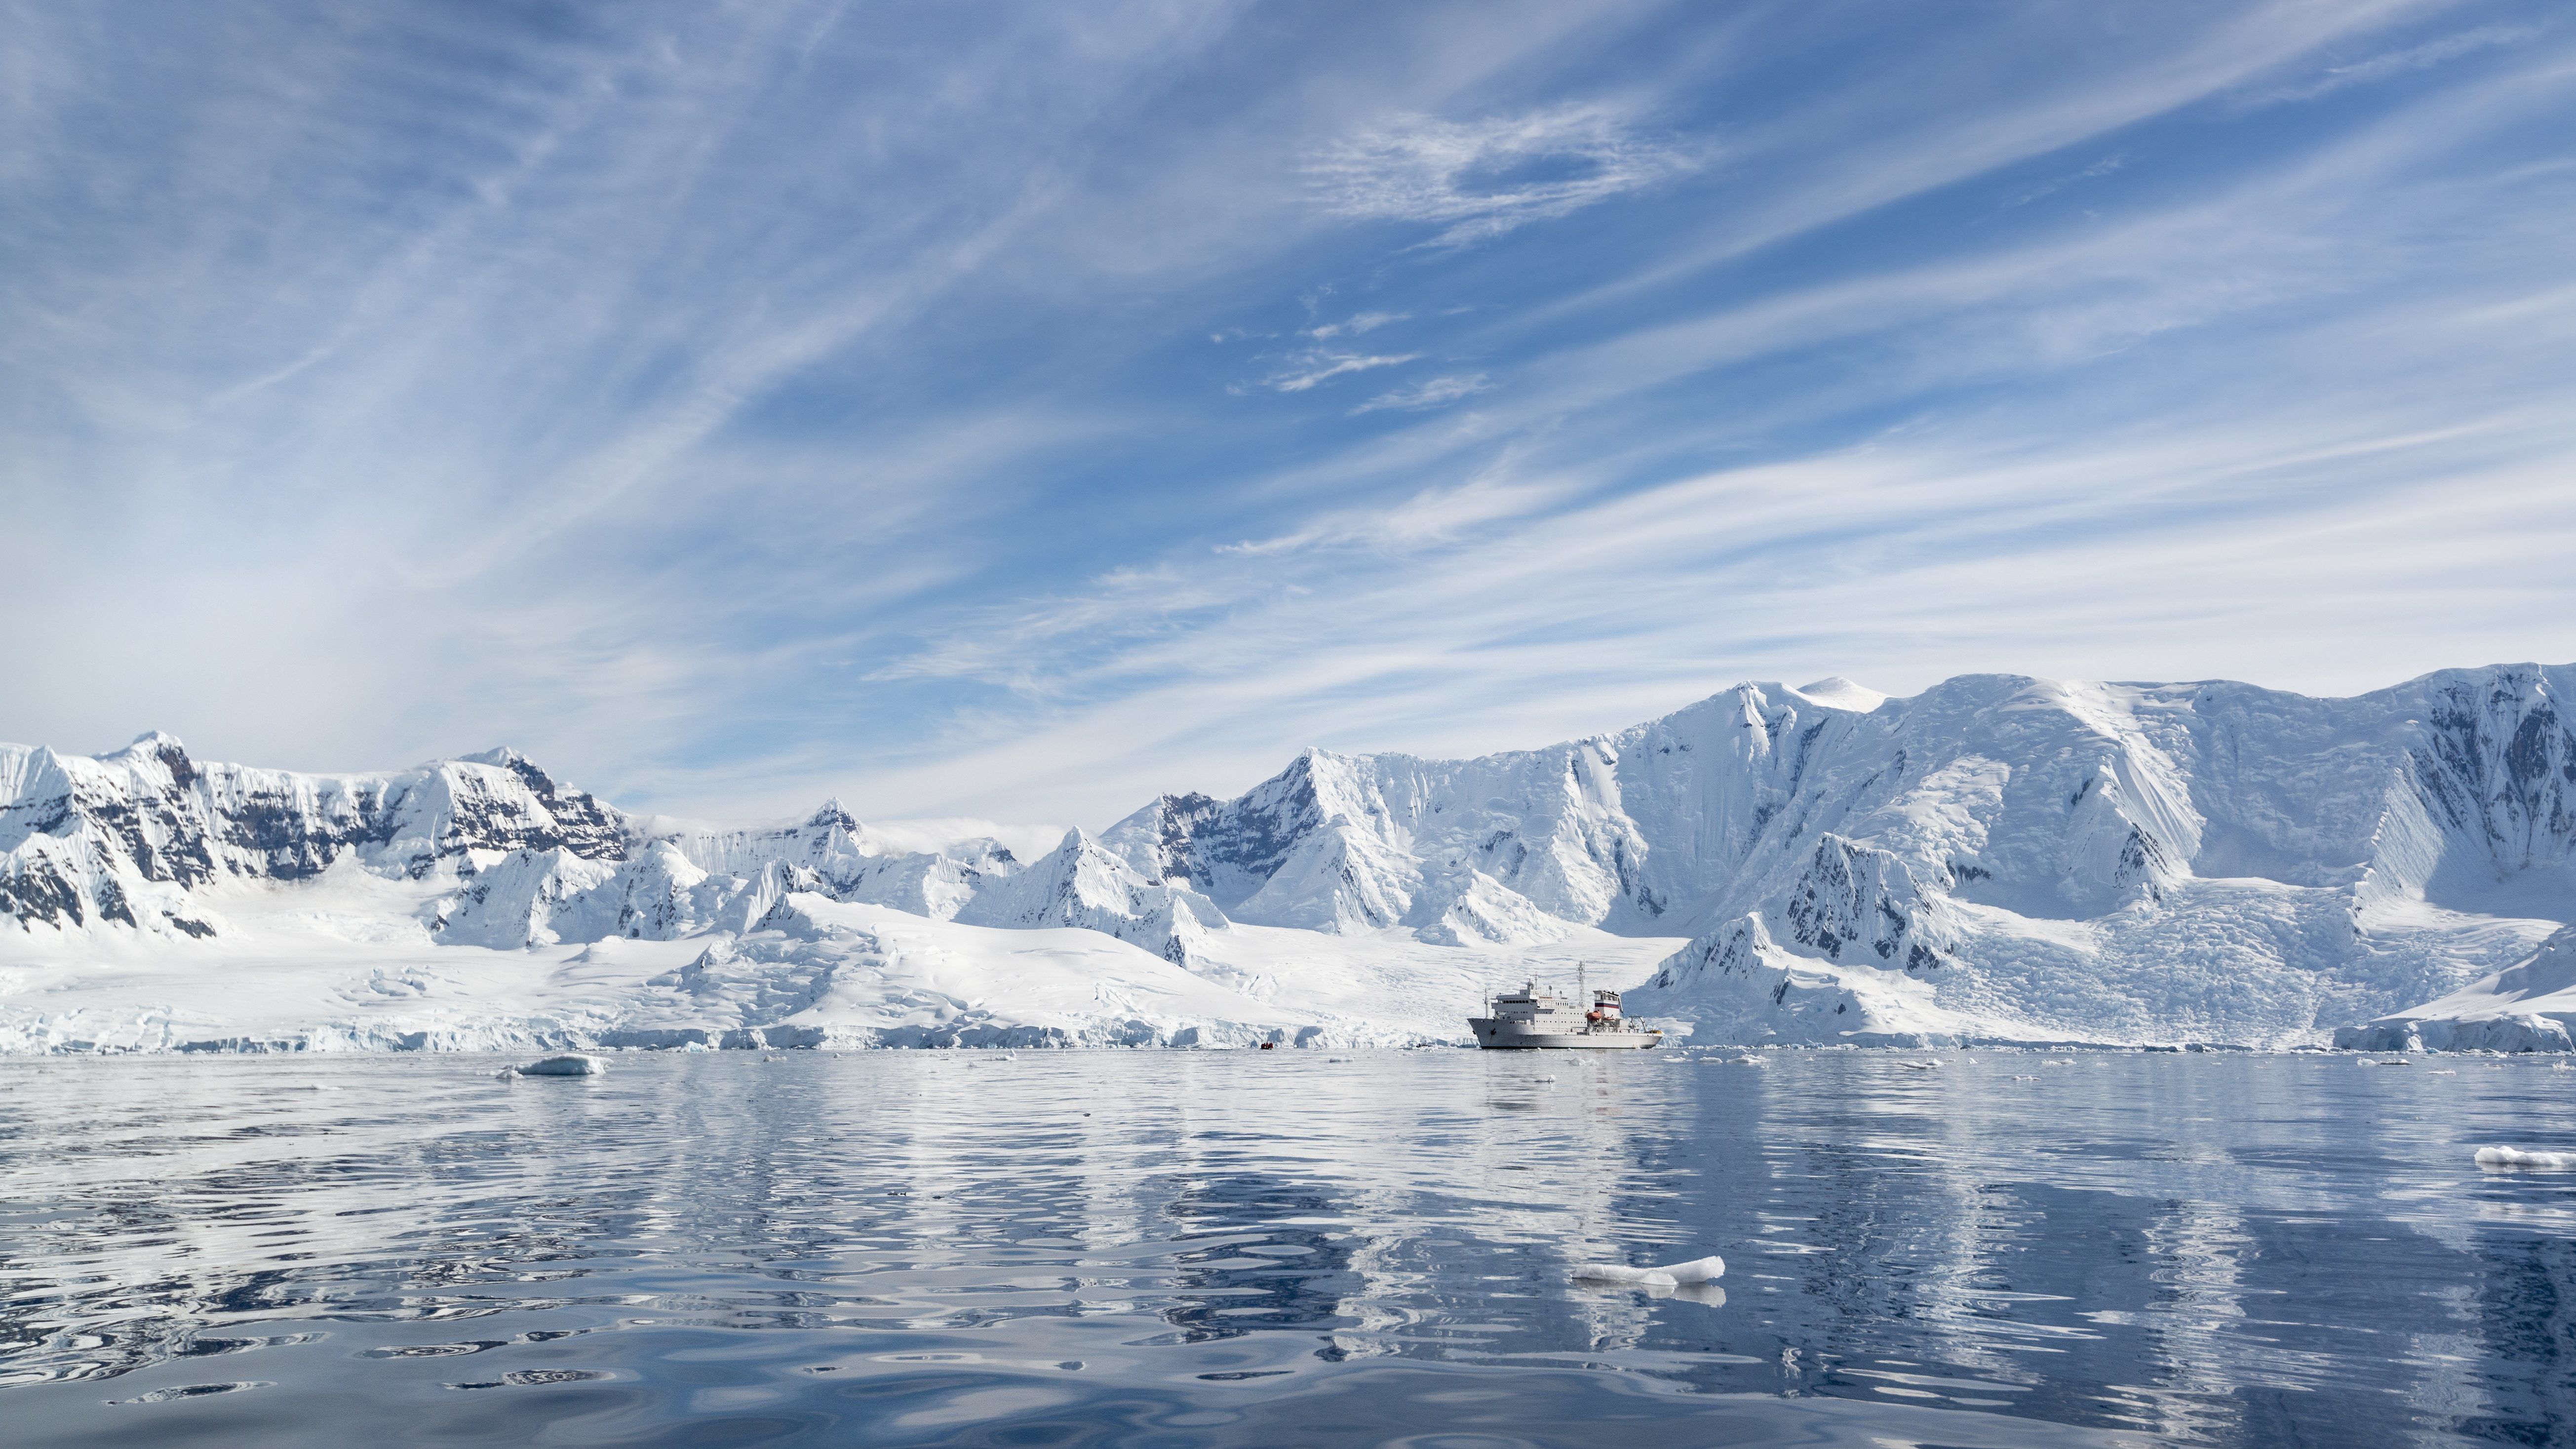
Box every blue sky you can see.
[6,0,2574,827]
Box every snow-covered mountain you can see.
[1103,664,2575,1046]
[0,737,624,941]
[4,660,2571,1051]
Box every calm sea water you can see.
[3,1048,2574,1447]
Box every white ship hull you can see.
[1470,1018,1660,1050]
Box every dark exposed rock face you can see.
[1109,755,1331,906]
[2406,671,2576,874]
[0,734,631,938]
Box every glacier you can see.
[3,660,2571,1052]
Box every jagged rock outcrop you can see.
[955,829,1230,966]
[647,801,1018,919]
[0,734,627,939]
[1629,914,1975,1047]
[436,840,739,949]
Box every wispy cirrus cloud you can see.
[1306,310,1407,339]
[1305,102,1699,248]
[7,0,2569,831]
[847,39,2576,820]
[1352,373,1490,413]
[2252,23,2538,105]
[2004,155,2126,209]
[1258,350,1423,392]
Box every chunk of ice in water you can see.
[2476,1146,2576,1170]
[515,1054,609,1077]
[1573,1254,1725,1287]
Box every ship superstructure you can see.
[1469,965,1661,1050]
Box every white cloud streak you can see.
[1263,350,1423,392]
[847,41,2576,821]
[1352,373,1490,413]
[1305,102,1699,248]
[2253,23,2538,104]
[1307,310,1407,339]
[4,0,2568,833]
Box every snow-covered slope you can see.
[1108,663,2576,1047]
[2334,925,2576,1053]
[0,873,1671,1054]
[5,659,2571,1051]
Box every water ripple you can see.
[1,1050,2573,1445]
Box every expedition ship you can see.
[1469,966,1662,1050]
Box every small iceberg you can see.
[2476,1146,2576,1171]
[513,1054,610,1078]
[1572,1253,1725,1287]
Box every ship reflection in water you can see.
[2,1050,2573,1447]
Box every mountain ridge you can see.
[4,658,2571,1050]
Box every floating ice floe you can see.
[1901,1060,1940,1071]
[2476,1146,2576,1171]
[513,1054,610,1077]
[1573,1254,1725,1287]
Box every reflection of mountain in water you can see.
[1148,1175,1358,1347]
[1706,1056,2576,1444]
[6,1053,2576,1446]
